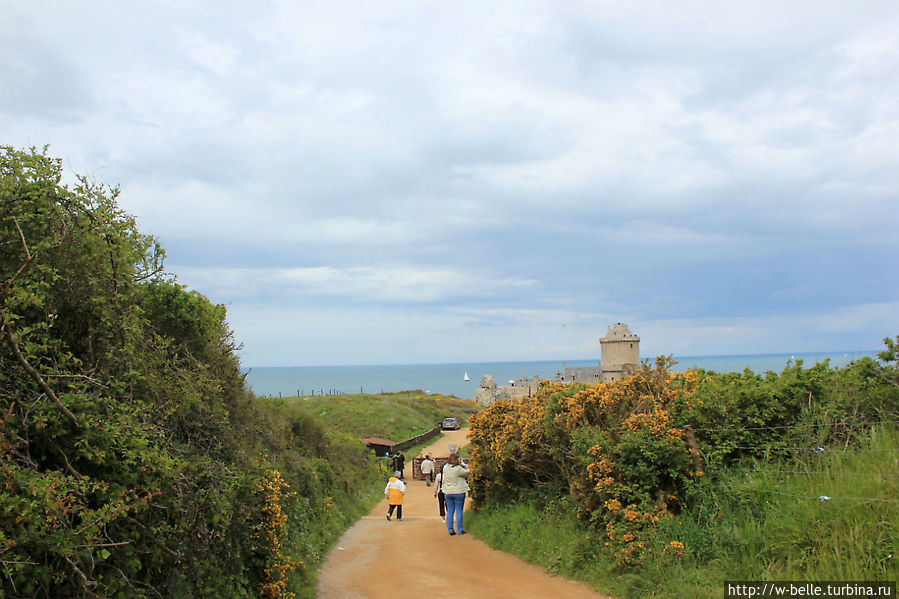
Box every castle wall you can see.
[505,375,541,398]
[476,323,641,406]
[474,374,512,406]
[555,362,603,384]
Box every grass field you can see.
[282,390,480,442]
[468,426,899,599]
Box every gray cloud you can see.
[0,38,96,122]
[2,1,897,365]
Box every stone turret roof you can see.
[600,322,639,343]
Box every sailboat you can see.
[463,371,470,382]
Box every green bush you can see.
[467,344,899,590]
[0,146,381,598]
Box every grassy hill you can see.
[282,390,481,442]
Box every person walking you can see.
[392,451,406,480]
[420,454,435,487]
[441,454,470,535]
[384,471,405,521]
[433,464,446,522]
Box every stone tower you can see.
[599,323,640,382]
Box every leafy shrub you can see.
[469,357,701,565]
[469,349,899,571]
[0,146,381,598]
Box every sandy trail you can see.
[316,428,610,598]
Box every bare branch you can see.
[77,541,130,549]
[45,373,108,389]
[52,442,84,480]
[63,555,103,599]
[0,257,34,301]
[134,265,165,282]
[0,311,80,429]
[12,217,31,260]
[0,217,38,300]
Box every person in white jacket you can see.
[420,454,435,486]
[384,471,406,521]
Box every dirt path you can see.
[316,429,611,598]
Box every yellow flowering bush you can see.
[253,465,303,599]
[470,346,899,573]
[469,357,700,567]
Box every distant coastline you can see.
[243,349,879,400]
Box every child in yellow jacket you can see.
[384,471,406,521]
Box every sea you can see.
[242,350,880,400]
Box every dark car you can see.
[442,417,460,430]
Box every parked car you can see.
[442,417,460,430]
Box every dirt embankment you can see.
[316,428,611,599]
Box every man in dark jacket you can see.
[392,451,405,479]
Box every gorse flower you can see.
[255,465,301,599]
[468,358,701,567]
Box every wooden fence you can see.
[411,456,453,481]
[391,424,442,453]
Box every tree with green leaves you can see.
[1,146,380,598]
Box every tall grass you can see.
[468,426,899,599]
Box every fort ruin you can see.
[474,323,641,406]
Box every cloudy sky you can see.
[3,1,898,366]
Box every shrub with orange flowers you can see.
[470,342,899,574]
[252,464,303,599]
[469,356,700,567]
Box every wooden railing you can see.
[391,424,441,453]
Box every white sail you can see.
[463,371,470,381]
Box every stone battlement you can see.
[600,322,640,342]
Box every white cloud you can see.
[227,300,899,367]
[641,302,899,358]
[172,264,536,305]
[3,0,897,366]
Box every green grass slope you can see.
[283,390,480,442]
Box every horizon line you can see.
[243,348,880,371]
